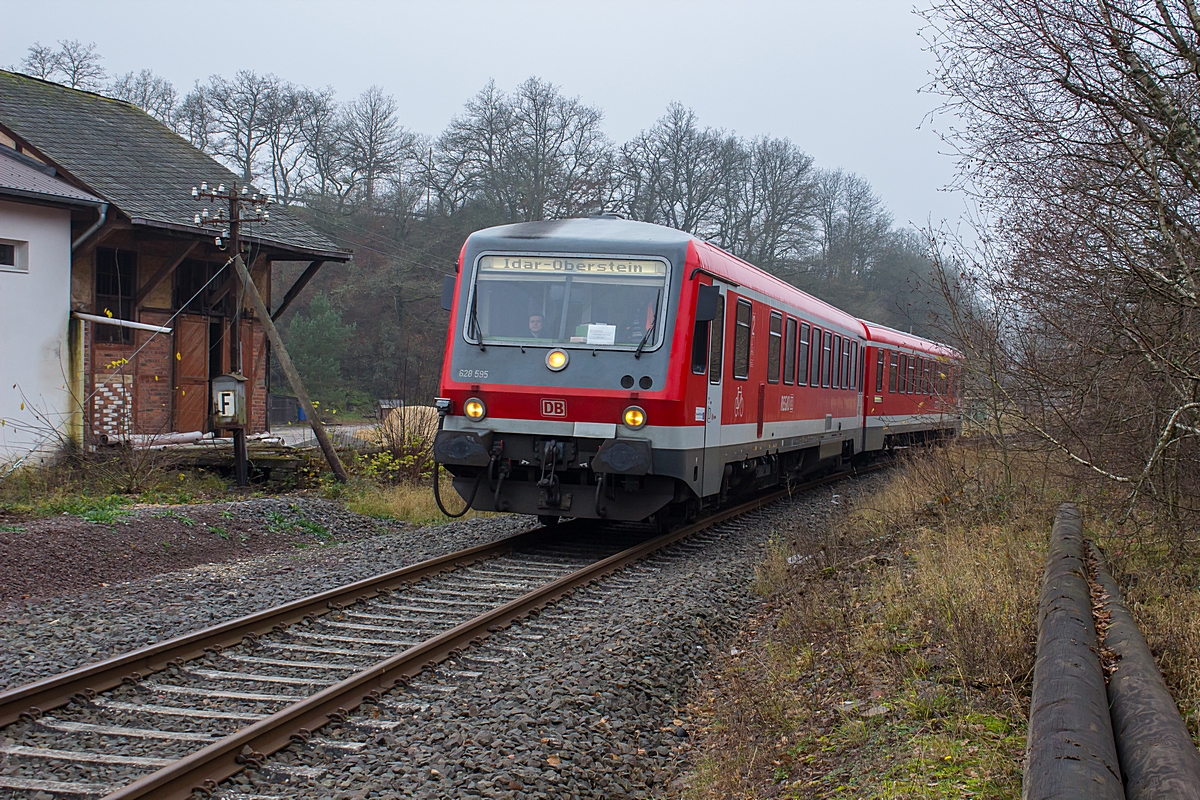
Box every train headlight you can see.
[464,397,487,421]
[546,349,569,371]
[622,405,646,429]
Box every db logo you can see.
[541,398,567,417]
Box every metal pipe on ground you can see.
[1024,503,1124,800]
[1089,542,1200,800]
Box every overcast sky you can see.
[2,0,965,231]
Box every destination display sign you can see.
[479,255,667,276]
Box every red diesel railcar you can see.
[432,217,962,523]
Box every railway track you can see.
[0,468,868,800]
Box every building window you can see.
[95,248,137,344]
[798,323,811,385]
[733,299,752,380]
[0,239,28,273]
[767,311,782,384]
[709,295,724,385]
[783,318,796,385]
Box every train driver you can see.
[528,314,548,339]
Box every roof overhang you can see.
[128,216,351,262]
[0,186,106,209]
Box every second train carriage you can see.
[432,217,961,523]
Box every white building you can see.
[0,145,105,468]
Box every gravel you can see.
[217,475,883,799]
[0,472,883,799]
[0,499,536,691]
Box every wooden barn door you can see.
[174,314,209,433]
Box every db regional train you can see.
[432,216,962,524]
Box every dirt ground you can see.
[0,498,400,603]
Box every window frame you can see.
[95,247,137,345]
[798,323,811,386]
[708,294,724,385]
[821,330,832,388]
[767,311,783,384]
[732,298,752,380]
[875,350,885,392]
[691,318,709,375]
[783,317,796,385]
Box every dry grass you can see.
[684,444,1054,799]
[341,473,493,528]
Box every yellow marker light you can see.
[464,397,487,421]
[546,349,569,371]
[623,405,647,429]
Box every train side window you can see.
[917,358,925,394]
[691,319,709,375]
[732,298,752,380]
[811,327,821,386]
[822,331,832,388]
[832,334,842,388]
[798,323,811,385]
[906,355,915,394]
[851,341,859,390]
[708,295,724,385]
[898,354,907,393]
[842,339,851,390]
[767,311,782,384]
[875,350,885,392]
[888,351,898,392]
[783,318,796,385]
[924,360,932,395]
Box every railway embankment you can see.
[682,444,1200,799]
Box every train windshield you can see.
[467,255,669,349]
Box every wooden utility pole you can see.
[192,181,347,482]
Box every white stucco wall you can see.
[0,199,73,467]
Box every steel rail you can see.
[0,526,559,727]
[103,467,868,800]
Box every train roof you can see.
[860,319,960,358]
[464,216,865,334]
[692,240,865,333]
[465,216,694,253]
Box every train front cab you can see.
[432,218,873,523]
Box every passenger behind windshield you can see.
[470,255,668,349]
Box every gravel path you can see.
[0,501,536,692]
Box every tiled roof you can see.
[0,70,349,261]
[0,145,104,207]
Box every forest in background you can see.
[14,41,952,410]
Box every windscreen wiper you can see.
[469,290,486,351]
[634,290,661,360]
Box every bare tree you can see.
[19,42,57,80]
[54,40,105,91]
[616,103,734,234]
[203,70,280,184]
[344,86,411,213]
[107,69,178,124]
[297,87,352,206]
[176,83,213,152]
[263,84,308,204]
[923,0,1200,538]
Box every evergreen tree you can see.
[285,295,354,406]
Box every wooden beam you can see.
[271,260,325,321]
[136,240,198,308]
[232,255,348,482]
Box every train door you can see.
[702,286,727,497]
